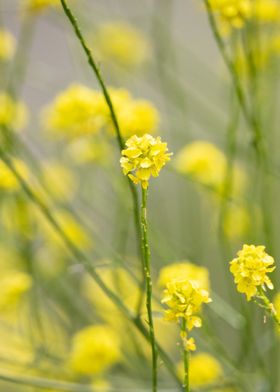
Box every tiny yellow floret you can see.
[120,134,171,189]
[230,244,275,301]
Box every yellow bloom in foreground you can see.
[230,245,275,301]
[120,134,171,189]
[0,93,28,130]
[252,0,280,23]
[0,30,16,61]
[42,84,104,139]
[208,0,251,29]
[162,279,211,350]
[93,22,149,68]
[0,159,29,191]
[158,262,210,291]
[69,325,121,375]
[177,352,223,388]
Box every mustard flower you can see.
[22,0,59,13]
[0,159,29,191]
[69,325,121,375]
[0,272,32,311]
[0,93,28,130]
[230,244,275,301]
[120,134,171,189]
[158,261,210,291]
[177,352,223,388]
[93,22,150,68]
[0,30,16,61]
[162,279,211,350]
[208,0,251,29]
[252,0,280,23]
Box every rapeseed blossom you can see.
[230,244,275,300]
[22,0,59,12]
[0,93,28,130]
[0,159,29,191]
[0,30,16,61]
[0,272,32,311]
[69,325,121,375]
[252,0,280,23]
[208,0,251,29]
[120,134,171,189]
[158,262,210,291]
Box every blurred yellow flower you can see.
[69,325,121,375]
[42,84,105,139]
[93,22,150,68]
[0,159,29,191]
[66,137,112,166]
[0,272,32,311]
[42,161,76,201]
[158,261,210,291]
[0,93,28,130]
[252,0,280,23]
[230,244,275,300]
[91,379,111,392]
[208,0,251,29]
[22,0,59,13]
[0,30,16,61]
[223,204,250,240]
[120,134,171,189]
[177,352,223,388]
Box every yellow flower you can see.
[0,30,16,61]
[158,262,210,291]
[93,22,150,68]
[22,0,59,13]
[120,134,171,189]
[177,352,223,388]
[208,0,251,29]
[69,325,121,375]
[252,0,280,23]
[42,84,105,140]
[230,244,275,301]
[0,159,29,191]
[0,93,28,130]
[162,279,211,350]
[0,272,32,311]
[223,204,250,240]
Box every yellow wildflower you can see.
[42,84,104,140]
[0,30,16,61]
[158,262,210,291]
[223,204,250,240]
[0,159,29,191]
[208,0,251,29]
[230,244,275,300]
[177,352,223,388]
[0,272,32,311]
[252,0,280,23]
[0,93,28,130]
[69,325,121,375]
[22,0,59,13]
[120,134,171,189]
[93,22,149,68]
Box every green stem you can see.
[59,0,145,313]
[181,319,189,392]
[258,288,280,329]
[141,187,157,392]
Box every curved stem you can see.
[141,187,158,392]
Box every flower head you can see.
[208,0,251,30]
[120,134,171,189]
[230,244,275,300]
[0,30,16,61]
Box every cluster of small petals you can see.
[209,0,251,29]
[230,244,275,301]
[161,279,211,330]
[120,134,171,189]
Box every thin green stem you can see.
[141,187,158,392]
[257,288,280,329]
[59,0,145,314]
[181,319,189,392]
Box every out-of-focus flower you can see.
[66,137,112,166]
[0,159,29,191]
[177,352,223,388]
[252,0,280,23]
[42,84,105,140]
[69,325,121,375]
[21,0,59,13]
[41,161,76,201]
[208,0,251,29]
[93,22,150,68]
[0,272,32,311]
[162,279,211,350]
[0,93,28,130]
[223,204,250,240]
[120,134,171,189]
[158,262,210,291]
[230,244,275,300]
[0,30,16,61]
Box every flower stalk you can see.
[181,319,190,392]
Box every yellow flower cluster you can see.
[230,244,275,300]
[253,0,280,23]
[93,22,149,68]
[69,325,121,375]
[43,84,159,140]
[177,352,223,389]
[0,272,32,311]
[158,261,210,291]
[0,30,16,61]
[174,140,245,197]
[120,134,171,189]
[162,279,211,350]
[208,0,251,29]
[0,93,28,130]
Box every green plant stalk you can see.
[59,0,146,314]
[141,187,158,392]
[181,319,190,392]
[257,288,280,329]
